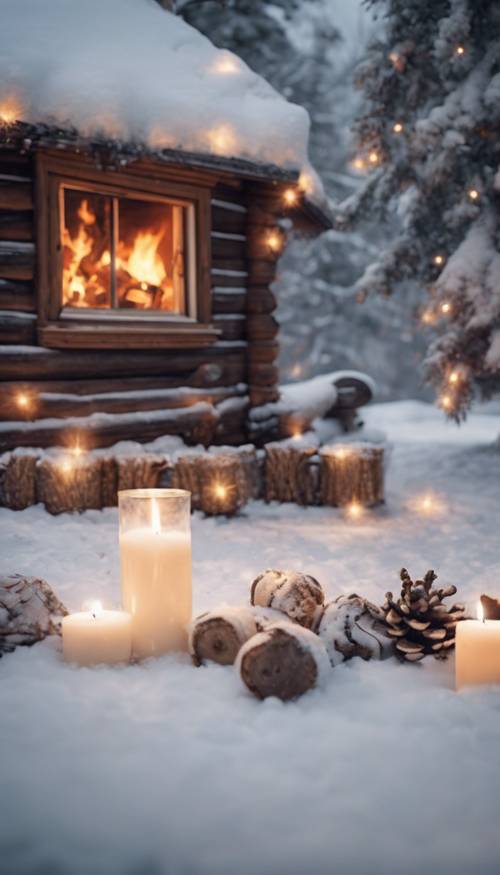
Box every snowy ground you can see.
[1,401,500,875]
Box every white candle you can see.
[119,489,192,658]
[62,602,132,667]
[455,603,500,690]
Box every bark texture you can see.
[0,573,68,655]
[320,444,385,506]
[0,452,38,509]
[250,569,324,629]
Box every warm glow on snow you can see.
[206,124,237,155]
[0,95,21,124]
[210,54,241,75]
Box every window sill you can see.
[38,320,221,350]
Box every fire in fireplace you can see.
[62,188,190,314]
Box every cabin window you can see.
[62,188,194,317]
[36,152,215,349]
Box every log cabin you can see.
[0,0,330,453]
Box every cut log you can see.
[0,310,36,344]
[237,621,330,701]
[0,182,33,210]
[0,241,34,280]
[264,445,317,505]
[314,595,393,666]
[0,573,67,655]
[320,444,385,507]
[189,606,261,666]
[0,452,38,509]
[36,456,103,514]
[172,451,253,515]
[117,455,169,493]
[0,278,35,312]
[0,210,34,241]
[250,569,324,629]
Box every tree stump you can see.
[320,444,385,507]
[250,569,325,628]
[0,573,68,655]
[264,445,317,504]
[100,456,119,507]
[173,452,252,515]
[314,594,392,666]
[0,452,38,509]
[237,621,330,701]
[36,456,103,514]
[117,455,169,493]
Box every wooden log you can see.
[319,444,385,507]
[171,455,203,510]
[0,278,35,311]
[199,454,251,515]
[210,268,247,288]
[250,569,325,629]
[211,204,246,234]
[0,404,219,452]
[315,595,392,666]
[212,289,246,314]
[247,363,280,387]
[0,242,34,280]
[100,456,119,507]
[0,311,36,344]
[236,621,330,701]
[36,456,103,514]
[212,315,245,341]
[264,445,317,505]
[0,383,246,420]
[0,452,38,509]
[211,233,246,260]
[246,286,277,315]
[246,313,279,341]
[189,606,261,666]
[0,210,34,241]
[117,455,169,493]
[0,344,247,381]
[0,573,67,656]
[0,182,33,210]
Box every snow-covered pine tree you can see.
[342,0,500,419]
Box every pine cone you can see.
[366,568,465,662]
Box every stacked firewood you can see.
[189,569,393,701]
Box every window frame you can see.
[35,150,217,349]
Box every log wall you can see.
[0,150,284,451]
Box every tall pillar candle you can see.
[119,489,192,658]
[455,603,500,690]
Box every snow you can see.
[1,401,500,875]
[0,0,317,184]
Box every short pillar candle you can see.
[62,603,132,666]
[455,603,500,690]
[119,488,192,659]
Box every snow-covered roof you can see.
[0,0,321,195]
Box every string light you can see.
[440,394,452,411]
[455,45,465,56]
[266,230,283,253]
[210,54,240,75]
[334,447,351,461]
[291,429,302,441]
[298,170,315,195]
[16,392,30,410]
[448,370,459,385]
[468,188,479,201]
[72,441,84,457]
[283,187,298,207]
[213,483,227,500]
[0,96,21,125]
[440,301,451,315]
[346,500,363,519]
[433,254,445,266]
[421,308,436,326]
[352,157,366,172]
[206,124,237,156]
[392,122,404,134]
[368,151,379,165]
[60,458,73,474]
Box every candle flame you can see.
[151,497,161,534]
[477,601,484,623]
[90,600,103,619]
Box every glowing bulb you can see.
[421,495,433,512]
[441,301,451,314]
[291,364,303,378]
[440,394,452,410]
[151,497,161,534]
[0,96,21,125]
[267,230,283,253]
[298,170,315,195]
[455,45,465,56]
[60,459,72,474]
[477,601,484,623]
[433,254,444,266]
[352,157,365,171]
[214,483,227,500]
[211,54,240,75]
[206,124,237,156]
[368,151,379,165]
[346,501,363,519]
[468,188,479,201]
[389,51,399,64]
[283,188,298,207]
[393,122,404,134]
[421,309,435,325]
[16,392,30,410]
[448,371,459,385]
[291,429,302,441]
[335,447,350,461]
